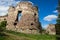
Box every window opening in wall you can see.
[34,13,36,16]
[4,18,6,20]
[31,23,33,25]
[14,22,17,26]
[15,11,22,22]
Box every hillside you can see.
[0,31,56,40]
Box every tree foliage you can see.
[56,14,60,24]
[54,0,60,40]
[0,21,7,32]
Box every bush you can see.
[0,21,7,32]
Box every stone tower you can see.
[6,1,41,34]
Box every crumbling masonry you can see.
[6,1,42,34]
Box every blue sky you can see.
[39,0,58,28]
[28,0,58,28]
[0,0,58,29]
[16,0,58,28]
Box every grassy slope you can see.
[0,31,56,40]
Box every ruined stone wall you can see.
[0,16,7,22]
[6,1,41,34]
[46,24,56,35]
[6,6,16,31]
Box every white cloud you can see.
[0,0,20,6]
[0,6,9,11]
[0,6,9,16]
[53,10,58,13]
[0,0,20,16]
[43,15,57,21]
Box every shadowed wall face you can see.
[56,0,60,40]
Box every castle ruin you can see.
[0,1,42,34]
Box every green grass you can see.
[3,30,56,40]
[0,36,5,40]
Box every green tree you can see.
[55,0,60,40]
[0,21,7,33]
